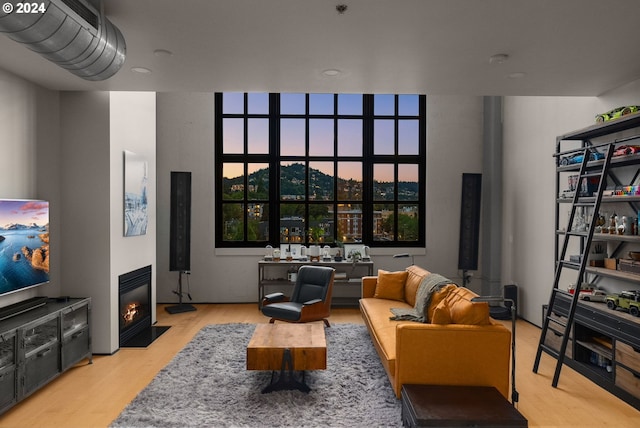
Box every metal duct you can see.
[0,0,126,81]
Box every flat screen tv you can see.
[0,199,49,296]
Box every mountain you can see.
[223,164,418,200]
[1,222,47,231]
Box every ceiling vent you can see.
[0,0,126,81]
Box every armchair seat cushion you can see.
[262,302,304,321]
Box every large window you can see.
[215,93,425,248]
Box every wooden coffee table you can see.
[246,323,326,393]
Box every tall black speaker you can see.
[170,171,191,272]
[458,173,482,271]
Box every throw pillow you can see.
[374,269,408,301]
[426,284,457,321]
[429,286,491,325]
[449,287,490,325]
[431,299,452,324]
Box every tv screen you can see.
[0,199,50,296]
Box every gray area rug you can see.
[111,323,401,427]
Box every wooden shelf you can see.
[585,266,640,284]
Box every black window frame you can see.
[215,92,426,248]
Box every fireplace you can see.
[119,265,169,347]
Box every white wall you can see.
[109,92,157,340]
[0,68,61,306]
[503,79,640,325]
[59,91,156,354]
[155,93,486,303]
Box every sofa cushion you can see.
[360,297,412,368]
[374,270,408,301]
[404,265,430,307]
[426,283,457,321]
[431,286,491,325]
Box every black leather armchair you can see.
[261,265,335,327]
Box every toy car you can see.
[559,151,605,166]
[606,290,640,316]
[580,289,607,302]
[613,145,640,157]
[596,106,640,123]
[568,283,595,295]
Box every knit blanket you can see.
[390,273,455,322]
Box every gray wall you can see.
[0,68,62,305]
[155,93,485,303]
[502,77,640,325]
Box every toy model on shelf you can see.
[559,150,605,166]
[613,145,640,157]
[606,290,640,316]
[595,106,640,123]
[579,289,608,302]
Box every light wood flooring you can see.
[1,304,639,427]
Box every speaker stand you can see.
[165,271,196,314]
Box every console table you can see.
[0,297,92,414]
[258,259,374,308]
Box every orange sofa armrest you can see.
[361,276,378,298]
[394,323,511,399]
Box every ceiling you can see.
[1,0,640,96]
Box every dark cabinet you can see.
[547,295,640,409]
[0,332,17,411]
[0,298,91,414]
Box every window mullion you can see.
[269,93,280,246]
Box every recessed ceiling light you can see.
[131,66,152,74]
[336,4,348,14]
[153,49,173,57]
[489,54,509,64]
[322,69,341,76]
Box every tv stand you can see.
[0,297,92,414]
[0,296,48,321]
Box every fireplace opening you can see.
[119,265,169,348]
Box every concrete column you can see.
[481,96,503,296]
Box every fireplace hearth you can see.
[119,265,169,348]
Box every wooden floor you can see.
[1,304,639,427]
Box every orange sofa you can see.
[359,265,512,399]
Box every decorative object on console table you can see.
[264,245,273,261]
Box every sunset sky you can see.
[0,200,49,227]
[221,93,420,182]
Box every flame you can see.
[123,303,140,323]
